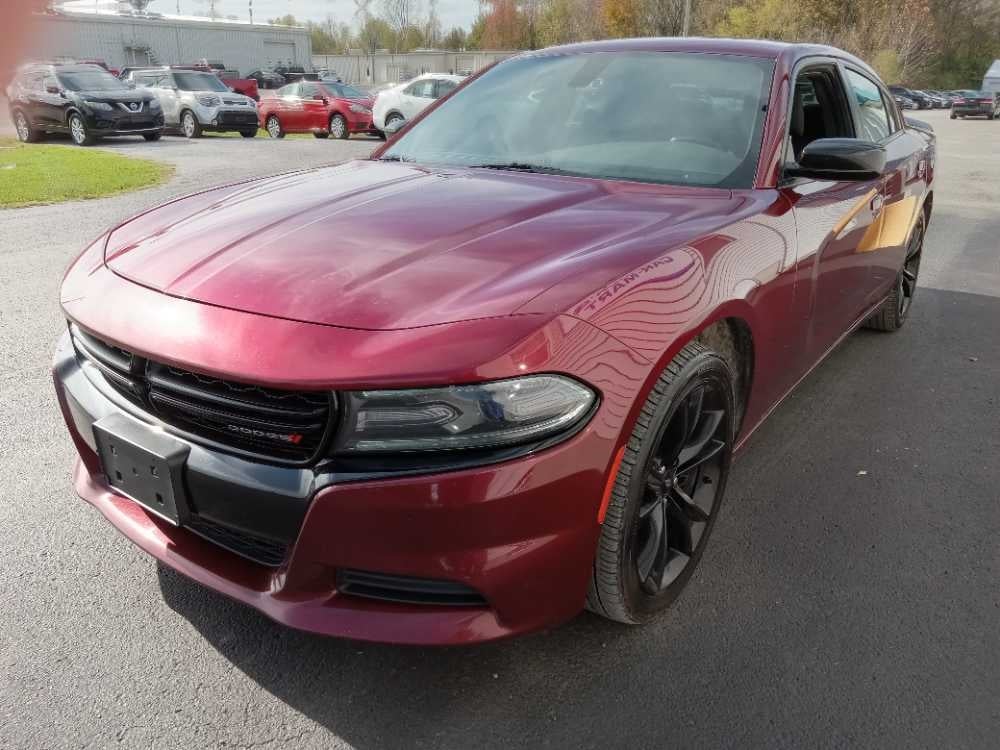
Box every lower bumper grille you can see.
[217,112,259,126]
[337,569,487,606]
[185,516,289,566]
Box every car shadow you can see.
[158,287,1000,749]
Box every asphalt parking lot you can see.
[1,110,998,749]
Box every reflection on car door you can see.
[843,66,922,304]
[276,83,303,128]
[781,64,884,361]
[297,83,328,131]
[401,79,435,119]
[38,75,67,129]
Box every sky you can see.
[173,0,479,30]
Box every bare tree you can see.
[382,0,417,51]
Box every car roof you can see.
[521,37,875,73]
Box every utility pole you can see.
[682,0,692,36]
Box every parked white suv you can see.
[125,68,259,138]
[372,73,463,133]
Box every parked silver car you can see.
[123,68,259,138]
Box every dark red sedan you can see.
[54,39,934,644]
[258,80,377,139]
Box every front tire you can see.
[329,113,348,140]
[13,110,39,143]
[68,113,95,146]
[240,129,257,138]
[588,341,735,624]
[864,214,925,332]
[265,115,284,139]
[180,110,202,138]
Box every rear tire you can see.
[587,341,735,624]
[181,110,202,139]
[13,109,39,143]
[265,115,284,139]
[864,214,925,332]
[240,129,257,138]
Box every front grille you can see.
[217,111,259,125]
[70,324,333,463]
[337,569,488,607]
[186,516,289,566]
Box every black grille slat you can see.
[338,570,488,607]
[185,517,289,566]
[69,326,333,463]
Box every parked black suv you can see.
[7,63,164,146]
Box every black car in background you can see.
[246,69,286,89]
[950,90,1000,119]
[888,85,933,109]
[7,63,164,146]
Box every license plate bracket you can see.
[93,414,190,526]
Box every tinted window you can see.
[385,53,775,189]
[845,69,891,141]
[56,68,127,91]
[173,72,229,92]
[325,83,366,99]
[435,79,458,98]
[405,80,435,98]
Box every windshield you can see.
[324,83,366,99]
[56,69,127,92]
[383,52,775,189]
[173,71,229,92]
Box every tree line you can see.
[278,0,1000,87]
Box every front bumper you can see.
[197,104,260,131]
[86,109,164,135]
[53,329,616,644]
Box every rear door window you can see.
[844,69,892,142]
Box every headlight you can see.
[335,375,596,453]
[197,95,221,107]
[349,103,372,115]
[148,98,161,109]
[83,101,113,111]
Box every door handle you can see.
[870,193,884,215]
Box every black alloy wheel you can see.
[865,213,925,331]
[588,341,735,624]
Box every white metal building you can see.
[312,50,517,86]
[26,2,312,75]
[984,60,1000,95]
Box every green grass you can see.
[0,138,172,208]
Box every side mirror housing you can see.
[313,94,328,103]
[785,138,886,181]
[45,84,62,95]
[383,117,406,136]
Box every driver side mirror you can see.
[45,84,62,95]
[383,117,406,136]
[785,138,886,181]
[313,94,328,103]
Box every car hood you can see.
[104,160,741,330]
[75,90,152,104]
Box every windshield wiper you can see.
[379,155,412,162]
[468,162,580,176]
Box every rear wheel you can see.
[181,110,202,138]
[240,129,257,138]
[68,113,95,146]
[864,213,925,332]
[13,110,39,143]
[329,113,348,140]
[265,115,284,139]
[950,112,956,119]
[588,341,735,624]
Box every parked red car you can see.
[54,39,934,644]
[258,81,376,139]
